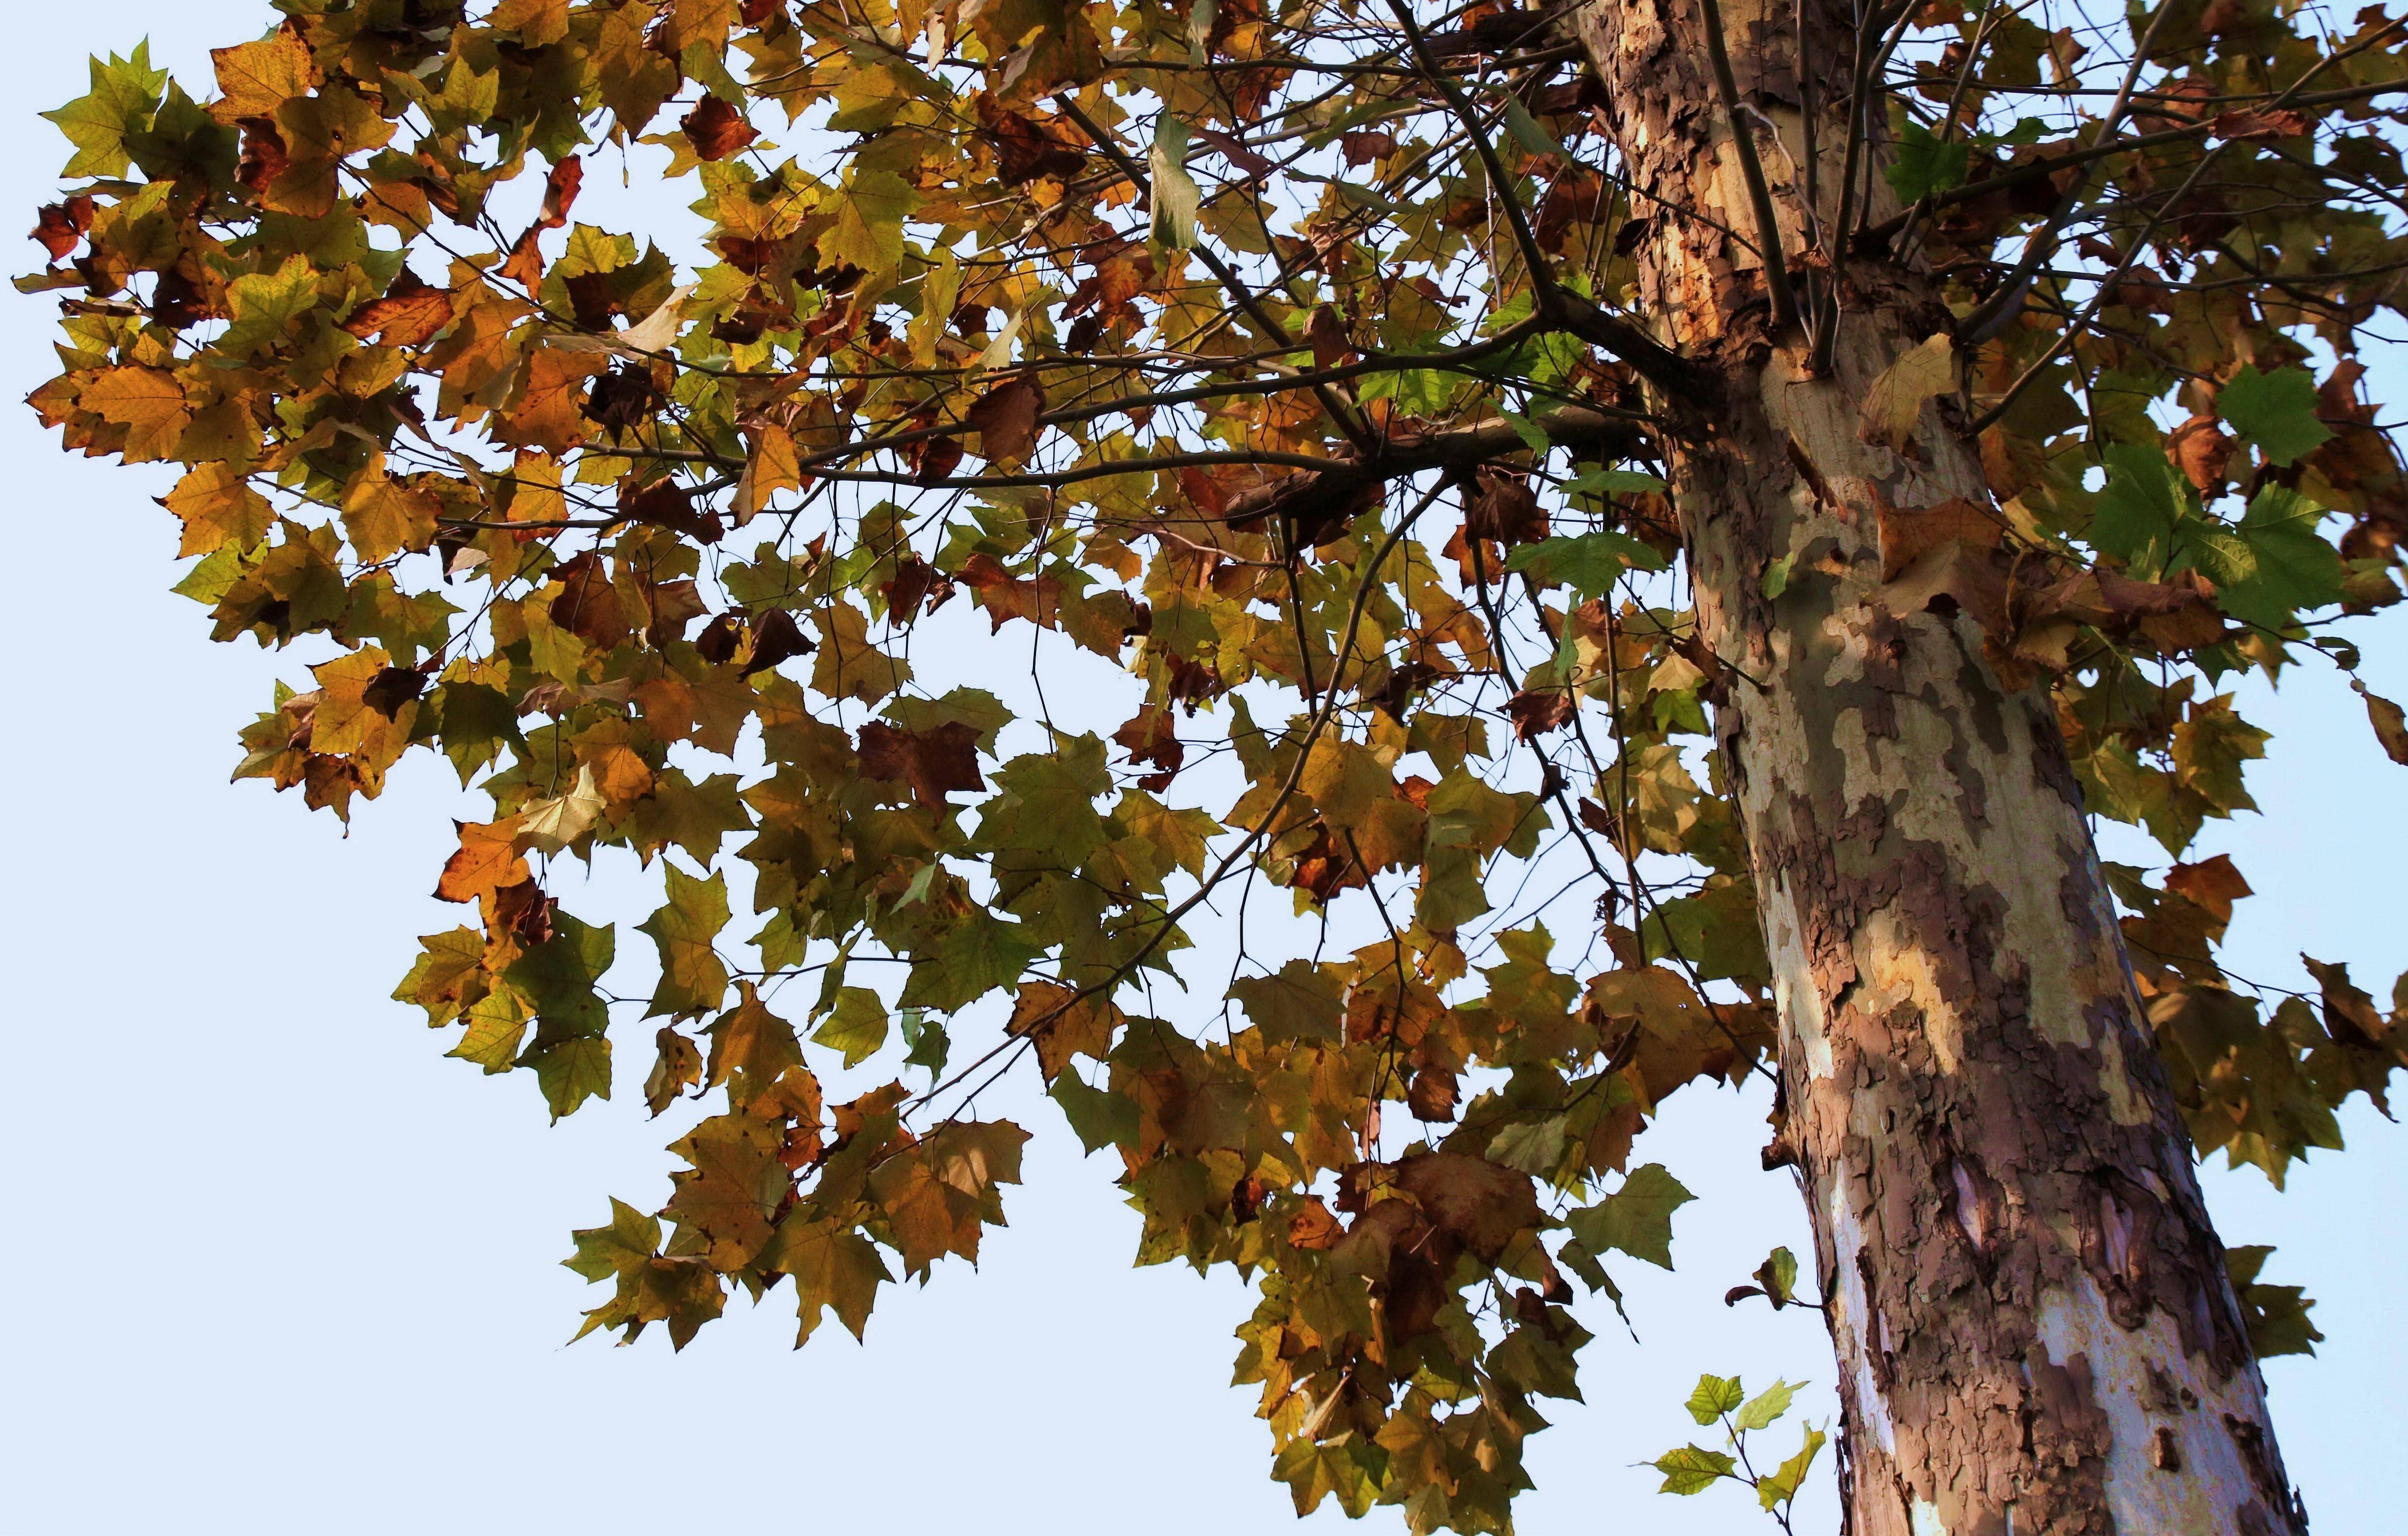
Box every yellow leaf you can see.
[811,601,911,704]
[522,763,606,854]
[735,423,801,525]
[209,24,320,124]
[82,366,191,463]
[1858,332,1957,454]
[164,463,271,556]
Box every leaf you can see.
[2091,442,2190,575]
[520,764,606,854]
[1392,1151,1541,1263]
[768,1215,891,1344]
[2214,486,2342,627]
[435,819,529,906]
[1734,1378,1798,1432]
[965,374,1046,466]
[1757,1425,1827,1510]
[209,25,319,124]
[1505,529,1665,593]
[164,464,272,556]
[2355,681,2408,766]
[43,45,167,178]
[1564,1162,1693,1269]
[1884,122,1971,202]
[1684,1373,1744,1426]
[813,986,890,1068]
[1149,114,1201,249]
[1858,332,1956,453]
[220,254,319,360]
[680,95,758,162]
[2218,365,2333,468]
[637,864,731,1020]
[823,169,919,275]
[857,721,985,805]
[1652,1444,1737,1496]
[82,366,190,464]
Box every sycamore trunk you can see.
[1572,2,2304,1530]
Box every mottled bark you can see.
[1572,2,2304,1531]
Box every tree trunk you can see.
[1572,2,2306,1531]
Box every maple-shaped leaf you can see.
[1565,1162,1693,1269]
[680,96,758,161]
[856,721,984,805]
[208,24,319,125]
[42,45,167,178]
[812,986,889,1069]
[638,864,731,1020]
[435,818,530,906]
[706,982,804,1108]
[766,1215,892,1344]
[2219,365,2334,469]
[1393,1151,1542,1263]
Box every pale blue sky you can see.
[1,6,2401,1533]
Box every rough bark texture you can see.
[1572,2,2305,1531]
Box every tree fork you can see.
[1573,0,2306,1530]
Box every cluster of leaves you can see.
[1649,1371,1826,1534]
[21,0,2408,1528]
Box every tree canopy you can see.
[23,0,2408,1528]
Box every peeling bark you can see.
[1573,1,2304,1530]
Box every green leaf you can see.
[1051,1069,1137,1153]
[900,1005,950,1077]
[2091,442,2191,576]
[2218,365,2332,468]
[1564,1162,1694,1269]
[812,986,890,1069]
[637,864,731,1020]
[1758,1425,1827,1511]
[1502,99,1566,160]
[219,254,319,359]
[1684,1373,1744,1425]
[2218,486,2343,628]
[1488,1115,1568,1176]
[1150,114,1201,250]
[1756,1246,1799,1306]
[1562,467,1668,496]
[1652,1444,1737,1496]
[564,1197,661,1281]
[1883,122,1971,203]
[823,168,920,274]
[524,1035,612,1121]
[1760,553,1795,600]
[42,43,167,178]
[1734,1378,1798,1432]
[1505,529,1666,595]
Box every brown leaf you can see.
[363,666,429,719]
[1306,304,1353,371]
[2209,108,2311,142]
[1392,1151,1542,1264]
[2166,854,2252,927]
[1339,129,1396,167]
[622,477,722,544]
[1111,704,1184,791]
[985,109,1088,184]
[958,551,1062,632]
[881,556,955,617]
[1292,823,1367,901]
[538,155,583,228]
[30,195,94,262]
[857,720,985,804]
[909,433,965,485]
[2168,413,2235,492]
[741,607,815,675]
[1287,1197,1344,1250]
[2355,680,2408,766]
[1876,494,2000,581]
[1880,537,2009,638]
[1006,982,1118,1082]
[1407,1066,1460,1123]
[965,374,1046,465]
[340,269,454,346]
[681,95,760,161]
[1467,472,1548,546]
[1506,687,1574,740]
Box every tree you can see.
[22,0,2408,1530]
